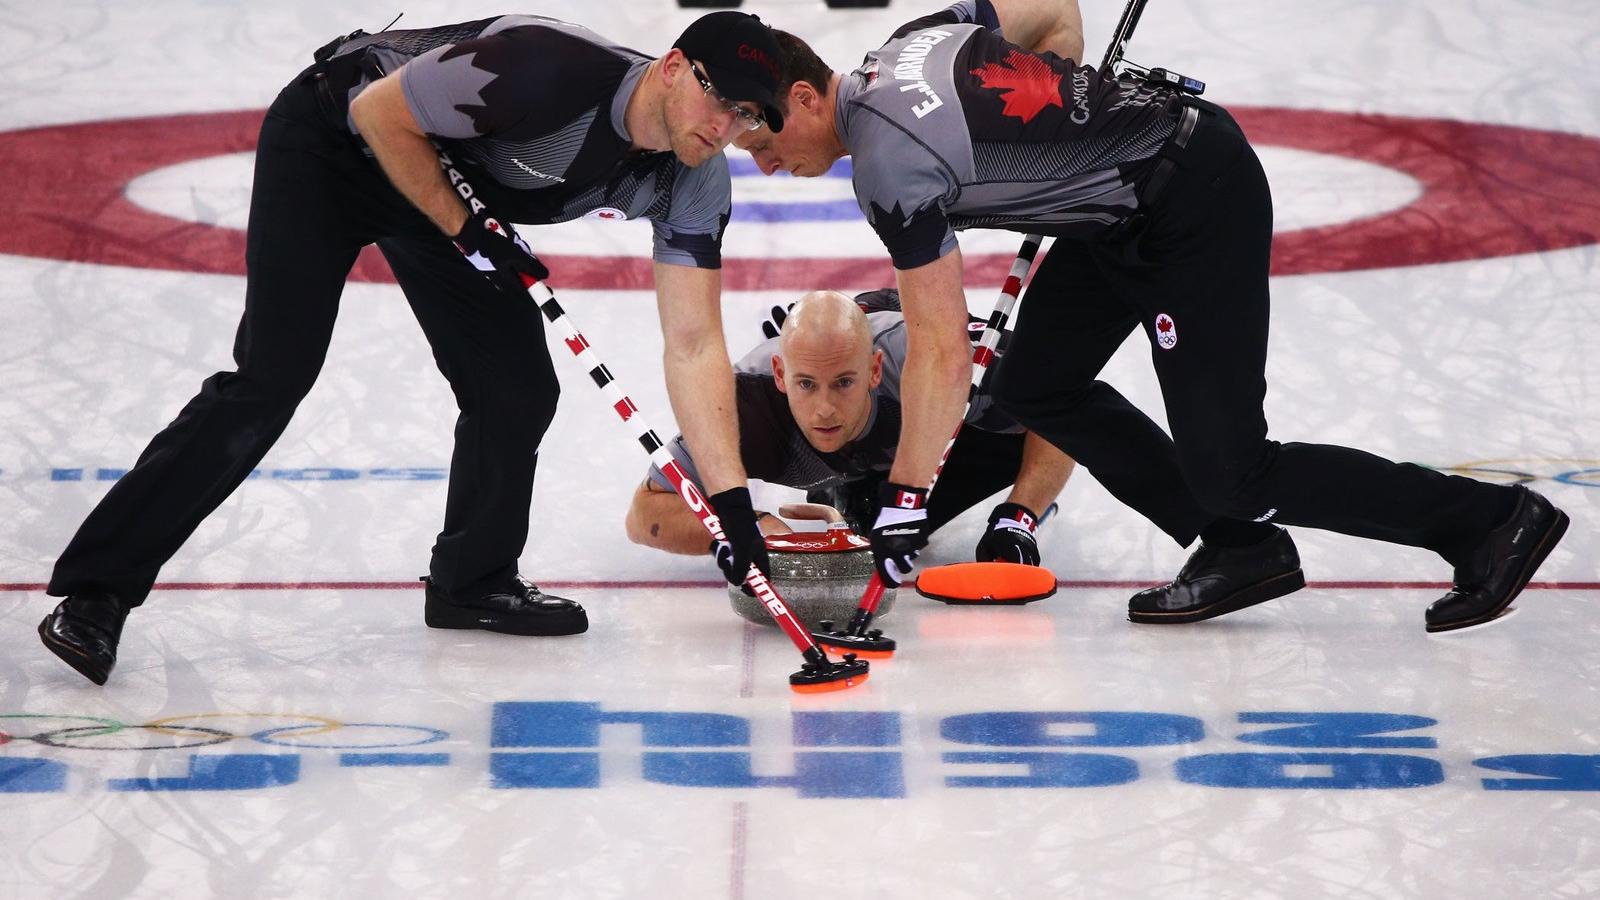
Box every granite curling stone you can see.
[729,522,896,628]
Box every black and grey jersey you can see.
[649,302,1017,495]
[321,16,728,268]
[839,0,1182,268]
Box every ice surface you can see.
[1,1,1596,897]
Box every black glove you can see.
[452,213,549,295]
[975,501,1042,566]
[708,487,771,594]
[759,302,794,340]
[868,482,931,587]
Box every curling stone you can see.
[729,518,895,629]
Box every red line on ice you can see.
[4,580,1598,592]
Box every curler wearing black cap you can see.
[673,11,786,132]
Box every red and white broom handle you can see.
[852,233,1044,618]
[522,276,828,658]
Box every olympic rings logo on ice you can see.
[1436,459,1600,488]
[7,704,1600,797]
[0,713,448,751]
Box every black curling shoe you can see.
[1426,486,1568,633]
[38,593,130,685]
[423,574,588,636]
[1129,528,1306,624]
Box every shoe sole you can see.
[1128,568,1307,625]
[424,601,589,637]
[1425,508,1570,634]
[37,617,112,685]
[1426,605,1519,636]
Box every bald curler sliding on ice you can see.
[625,288,1074,570]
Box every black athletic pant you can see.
[926,428,1028,532]
[991,101,1512,566]
[47,67,559,606]
[815,427,1027,536]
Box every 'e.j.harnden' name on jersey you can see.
[840,0,1185,268]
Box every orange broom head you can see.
[915,562,1058,605]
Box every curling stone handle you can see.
[776,503,848,527]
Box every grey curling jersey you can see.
[650,292,1017,496]
[320,16,729,268]
[843,0,1183,268]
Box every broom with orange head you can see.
[444,159,868,695]
[812,234,1050,658]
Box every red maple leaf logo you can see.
[1157,317,1173,333]
[971,50,1065,124]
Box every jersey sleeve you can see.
[850,128,959,269]
[400,37,524,138]
[651,153,731,269]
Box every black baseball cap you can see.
[673,11,786,132]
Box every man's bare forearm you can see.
[1007,430,1076,513]
[666,352,743,494]
[348,73,469,236]
[626,482,716,554]
[626,481,794,554]
[889,249,976,489]
[655,262,747,495]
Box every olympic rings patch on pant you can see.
[1155,313,1178,349]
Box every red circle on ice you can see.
[0,107,1597,288]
